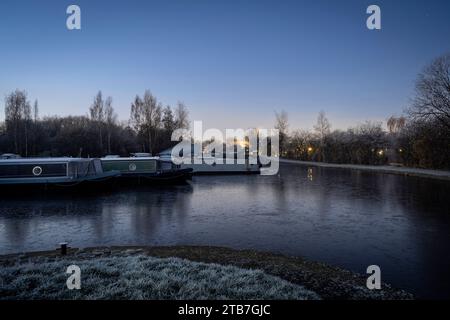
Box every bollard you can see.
[60,242,68,255]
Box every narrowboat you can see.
[158,148,261,175]
[100,156,193,183]
[0,158,120,190]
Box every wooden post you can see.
[60,242,68,255]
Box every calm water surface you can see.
[0,163,449,298]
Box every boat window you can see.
[32,166,43,176]
[0,163,67,178]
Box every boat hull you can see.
[100,157,193,185]
[180,163,260,175]
[111,168,193,184]
[0,171,119,193]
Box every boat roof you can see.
[100,157,159,161]
[0,157,97,164]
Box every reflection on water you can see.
[307,167,314,181]
[0,163,449,298]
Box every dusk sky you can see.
[1,0,449,130]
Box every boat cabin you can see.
[0,158,110,183]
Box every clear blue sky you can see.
[1,0,449,130]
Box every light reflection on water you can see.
[0,163,449,298]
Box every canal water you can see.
[0,163,449,298]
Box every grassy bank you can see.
[0,246,413,300]
[0,255,318,300]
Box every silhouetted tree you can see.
[409,53,450,130]
[129,91,169,154]
[314,111,331,162]
[104,97,117,154]
[174,102,189,129]
[89,91,105,155]
[4,89,31,155]
[274,110,288,155]
[387,116,406,134]
[162,105,175,132]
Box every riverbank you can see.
[0,246,412,300]
[280,159,450,181]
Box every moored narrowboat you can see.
[100,156,192,183]
[0,158,120,190]
[158,148,261,175]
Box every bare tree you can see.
[274,110,289,155]
[387,116,406,134]
[130,95,143,131]
[23,99,31,157]
[153,102,163,151]
[89,91,105,154]
[289,129,312,160]
[33,100,39,122]
[174,102,189,129]
[314,111,331,162]
[409,53,450,130]
[31,99,39,155]
[314,111,331,140]
[142,90,158,154]
[4,89,31,154]
[130,95,144,151]
[89,91,105,122]
[104,96,117,154]
[162,105,175,132]
[275,110,289,133]
[129,91,162,154]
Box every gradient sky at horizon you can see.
[1,0,450,131]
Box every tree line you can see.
[275,53,450,170]
[0,90,189,157]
